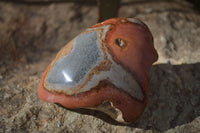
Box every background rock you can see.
[0,0,200,132]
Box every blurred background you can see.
[0,0,200,132]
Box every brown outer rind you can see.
[104,18,158,101]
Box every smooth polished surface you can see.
[46,31,105,93]
[44,25,143,100]
[39,18,158,123]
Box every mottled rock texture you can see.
[0,0,200,132]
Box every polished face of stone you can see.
[46,31,104,88]
[45,26,144,101]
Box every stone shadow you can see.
[132,63,200,131]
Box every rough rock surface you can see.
[0,0,200,132]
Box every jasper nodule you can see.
[38,18,158,123]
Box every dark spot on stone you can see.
[115,38,127,48]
